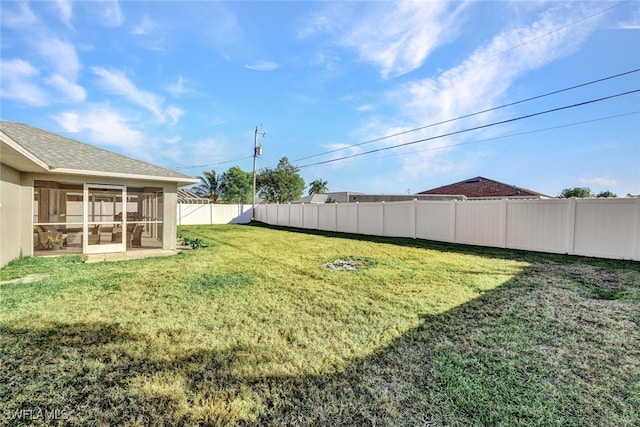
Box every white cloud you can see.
[616,7,640,29]
[578,177,619,187]
[55,0,73,26]
[46,74,86,102]
[54,105,144,150]
[300,1,467,78]
[132,14,155,35]
[380,3,603,179]
[0,2,85,106]
[244,61,280,71]
[92,67,183,124]
[100,0,124,27]
[165,106,185,125]
[0,59,49,106]
[35,38,81,80]
[166,75,189,96]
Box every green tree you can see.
[257,157,305,203]
[596,190,617,198]
[220,166,253,204]
[308,179,329,195]
[194,170,222,202]
[558,187,592,198]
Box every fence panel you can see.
[276,204,290,226]
[573,198,639,259]
[336,203,358,233]
[302,204,319,229]
[358,203,384,236]
[248,198,640,261]
[505,199,572,254]
[318,203,337,231]
[415,201,456,242]
[455,200,506,247]
[289,204,304,228]
[178,204,211,225]
[383,201,415,238]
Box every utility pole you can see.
[252,126,266,221]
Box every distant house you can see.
[293,191,365,204]
[0,121,199,267]
[417,176,550,199]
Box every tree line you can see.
[192,156,329,204]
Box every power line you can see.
[333,111,640,165]
[292,68,640,163]
[172,155,254,171]
[298,89,640,169]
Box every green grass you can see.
[1,224,639,426]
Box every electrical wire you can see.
[327,111,640,165]
[292,68,640,163]
[298,89,640,169]
[172,155,254,171]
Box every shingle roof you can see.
[417,176,550,199]
[0,121,197,183]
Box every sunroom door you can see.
[84,184,126,254]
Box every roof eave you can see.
[49,168,200,185]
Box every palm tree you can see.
[308,179,328,196]
[194,170,222,202]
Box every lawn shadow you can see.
[252,260,639,425]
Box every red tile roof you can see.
[417,176,549,199]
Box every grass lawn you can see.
[1,224,639,426]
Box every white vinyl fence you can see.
[177,203,252,225]
[255,198,640,261]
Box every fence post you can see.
[381,201,385,236]
[566,198,577,255]
[634,197,640,261]
[501,199,508,248]
[453,199,458,243]
[335,202,338,232]
[413,198,418,239]
[356,202,360,234]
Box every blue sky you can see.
[1,1,639,197]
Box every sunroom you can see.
[1,121,199,267]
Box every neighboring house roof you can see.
[417,176,550,199]
[177,188,209,203]
[0,121,198,184]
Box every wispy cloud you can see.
[615,7,640,29]
[34,37,81,80]
[367,3,604,181]
[166,75,189,97]
[578,177,619,187]
[244,61,279,71]
[55,0,73,27]
[0,59,49,106]
[54,105,144,151]
[299,1,468,78]
[46,74,86,102]
[92,67,183,124]
[100,0,123,27]
[0,2,84,105]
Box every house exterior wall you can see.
[0,163,25,267]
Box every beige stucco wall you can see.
[0,163,25,266]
